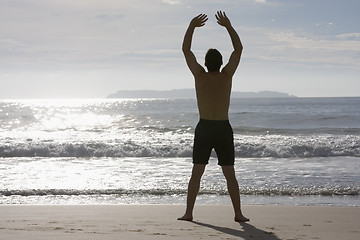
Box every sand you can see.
[0,205,359,240]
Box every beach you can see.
[1,205,359,240]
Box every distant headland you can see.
[107,89,296,99]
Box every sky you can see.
[1,0,360,98]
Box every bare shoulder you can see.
[221,49,242,77]
[219,71,232,81]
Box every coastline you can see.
[1,204,359,240]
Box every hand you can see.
[190,14,208,28]
[216,11,231,28]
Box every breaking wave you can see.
[1,134,359,158]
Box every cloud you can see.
[262,30,360,67]
[94,14,125,21]
[236,25,360,70]
[336,33,360,40]
[162,0,181,5]
[269,31,360,51]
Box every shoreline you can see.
[1,205,359,240]
[1,194,359,206]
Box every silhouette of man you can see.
[178,11,249,222]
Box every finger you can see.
[196,14,205,20]
[215,13,220,21]
[220,11,224,18]
[200,14,207,20]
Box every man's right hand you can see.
[190,14,208,28]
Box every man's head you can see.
[205,48,223,72]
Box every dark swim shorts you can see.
[193,119,235,166]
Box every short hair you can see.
[205,48,223,72]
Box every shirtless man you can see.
[178,11,249,222]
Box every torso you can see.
[195,71,232,121]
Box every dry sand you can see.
[0,205,359,240]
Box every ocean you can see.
[0,97,359,206]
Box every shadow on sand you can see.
[192,221,281,240]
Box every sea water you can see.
[0,97,359,206]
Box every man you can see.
[178,11,249,222]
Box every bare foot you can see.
[177,214,193,221]
[235,214,250,222]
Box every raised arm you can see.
[216,11,243,77]
[182,14,208,76]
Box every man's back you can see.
[195,71,232,120]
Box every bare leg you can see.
[221,165,249,222]
[178,164,206,221]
